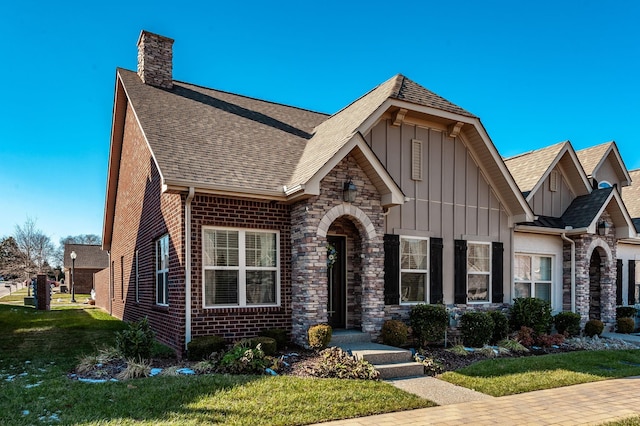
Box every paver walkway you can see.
[316,376,640,425]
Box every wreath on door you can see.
[327,243,337,269]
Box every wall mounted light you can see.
[597,221,610,236]
[343,179,357,203]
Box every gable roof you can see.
[63,244,109,269]
[575,141,632,186]
[622,169,640,219]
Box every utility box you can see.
[36,274,50,311]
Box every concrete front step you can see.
[329,330,372,346]
[333,339,424,380]
[375,362,425,380]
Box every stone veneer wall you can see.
[563,211,617,328]
[137,31,174,89]
[290,154,385,345]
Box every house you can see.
[97,30,639,355]
[63,244,109,294]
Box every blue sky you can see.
[1,0,638,243]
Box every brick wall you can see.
[94,268,110,311]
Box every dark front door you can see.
[589,251,602,320]
[327,235,346,329]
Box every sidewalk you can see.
[317,376,640,425]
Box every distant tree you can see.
[0,236,27,279]
[14,217,56,274]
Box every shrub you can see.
[187,335,227,361]
[258,328,288,349]
[617,317,636,334]
[488,310,509,344]
[409,304,448,346]
[536,333,565,347]
[219,342,268,374]
[460,312,494,348]
[497,339,529,353]
[308,347,379,380]
[308,324,332,350]
[151,341,177,359]
[115,317,155,360]
[584,319,604,337]
[514,326,536,347]
[380,320,409,347]
[553,312,582,337]
[117,358,152,380]
[617,306,638,319]
[414,350,444,376]
[245,337,277,356]
[509,298,553,335]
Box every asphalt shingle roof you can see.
[622,169,640,218]
[63,244,109,269]
[576,142,612,177]
[560,187,613,229]
[504,142,568,194]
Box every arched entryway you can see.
[589,250,603,320]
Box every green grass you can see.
[603,416,640,425]
[440,349,640,396]
[0,302,432,425]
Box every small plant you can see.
[617,306,638,319]
[308,324,332,350]
[498,338,529,353]
[193,360,218,374]
[187,335,227,361]
[409,304,448,347]
[258,328,288,349]
[460,312,494,348]
[245,337,277,356]
[617,317,635,334]
[514,326,536,347]
[151,341,176,359]
[584,319,604,337]
[380,320,409,347]
[219,342,269,374]
[115,317,155,360]
[535,333,565,347]
[309,347,379,380]
[117,358,152,380]
[488,310,509,344]
[509,298,553,335]
[414,350,444,376]
[446,345,470,356]
[476,346,499,358]
[554,312,582,337]
[76,354,100,375]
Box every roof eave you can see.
[515,225,589,235]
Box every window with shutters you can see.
[514,254,552,303]
[400,236,429,303]
[411,139,423,181]
[467,242,491,302]
[203,227,279,307]
[155,234,169,306]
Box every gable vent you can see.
[549,170,559,192]
[411,139,423,181]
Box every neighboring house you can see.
[63,244,109,294]
[98,30,638,355]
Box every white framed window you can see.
[203,227,279,307]
[400,237,429,303]
[467,242,491,302]
[155,234,169,306]
[514,254,552,303]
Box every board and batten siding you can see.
[529,166,576,217]
[365,119,513,304]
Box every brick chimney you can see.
[136,30,174,89]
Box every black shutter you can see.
[616,259,623,306]
[491,242,504,303]
[629,260,636,306]
[383,234,400,305]
[430,238,444,304]
[454,240,467,304]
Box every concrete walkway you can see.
[317,376,640,425]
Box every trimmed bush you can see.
[245,337,277,356]
[258,328,288,349]
[514,326,536,347]
[409,304,448,346]
[115,317,155,360]
[187,335,227,361]
[536,333,565,347]
[308,324,332,350]
[308,347,379,380]
[460,312,494,348]
[509,297,553,335]
[616,306,638,319]
[554,312,582,337]
[488,310,509,344]
[617,317,636,334]
[584,319,604,337]
[380,320,408,347]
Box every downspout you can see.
[561,233,576,313]
[185,187,195,349]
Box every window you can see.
[514,254,552,302]
[203,228,279,307]
[400,237,428,303]
[467,242,490,302]
[135,250,139,303]
[156,234,169,305]
[598,181,612,189]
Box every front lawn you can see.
[0,303,432,425]
[440,349,640,396]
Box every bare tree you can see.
[14,217,56,274]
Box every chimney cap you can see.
[137,30,174,47]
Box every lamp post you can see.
[70,251,77,303]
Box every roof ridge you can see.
[324,74,402,120]
[504,140,568,161]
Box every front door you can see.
[327,235,346,329]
